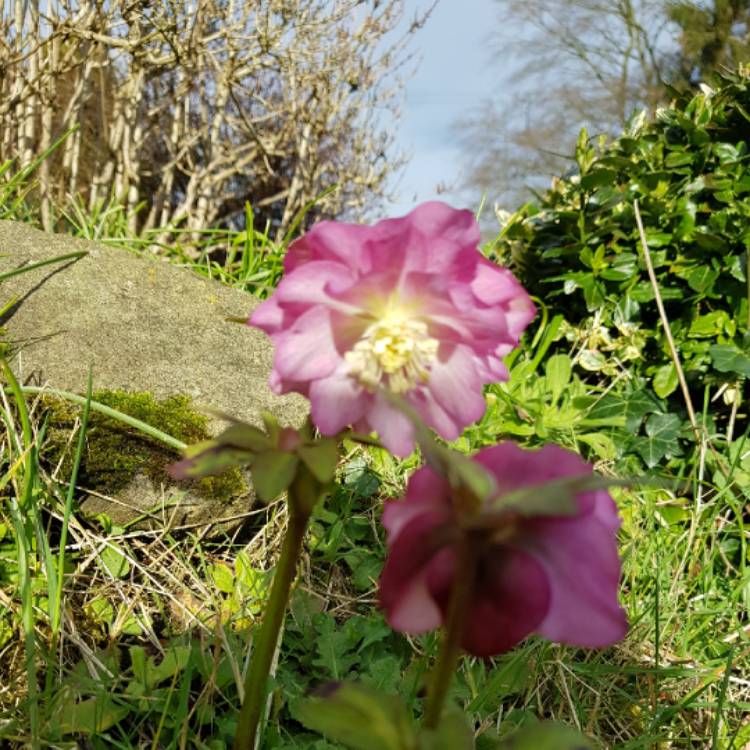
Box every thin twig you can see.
[634,201,733,487]
[633,200,700,439]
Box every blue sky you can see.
[385,0,502,216]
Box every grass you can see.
[1,163,750,748]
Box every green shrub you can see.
[494,67,750,469]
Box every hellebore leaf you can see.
[293,682,417,750]
[417,709,474,749]
[489,721,596,749]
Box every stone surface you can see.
[0,220,307,530]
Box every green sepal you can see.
[170,441,254,479]
[379,390,494,506]
[170,422,271,479]
[297,438,339,484]
[482,475,632,521]
[261,411,281,443]
[250,450,299,503]
[217,423,272,452]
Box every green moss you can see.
[41,389,248,505]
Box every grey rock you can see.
[0,220,307,531]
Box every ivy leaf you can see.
[652,363,678,399]
[293,682,417,750]
[637,413,682,467]
[250,450,299,502]
[710,344,750,378]
[588,390,661,431]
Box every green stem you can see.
[423,539,479,729]
[233,502,311,750]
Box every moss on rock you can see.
[41,389,248,508]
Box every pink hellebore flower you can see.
[379,443,628,657]
[249,202,535,456]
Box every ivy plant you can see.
[494,67,750,469]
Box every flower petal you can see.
[276,260,359,312]
[379,508,454,634]
[474,442,595,502]
[408,388,465,442]
[273,306,341,382]
[463,549,551,656]
[383,468,450,543]
[522,513,627,648]
[309,369,370,435]
[285,222,374,274]
[425,546,551,657]
[368,393,417,457]
[470,442,627,649]
[399,202,481,265]
[249,296,285,332]
[425,344,487,429]
[387,570,444,633]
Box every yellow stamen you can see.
[345,311,439,394]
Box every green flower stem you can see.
[233,499,312,750]
[423,538,479,729]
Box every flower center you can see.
[345,312,439,394]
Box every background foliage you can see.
[495,68,750,473]
[2,32,750,750]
